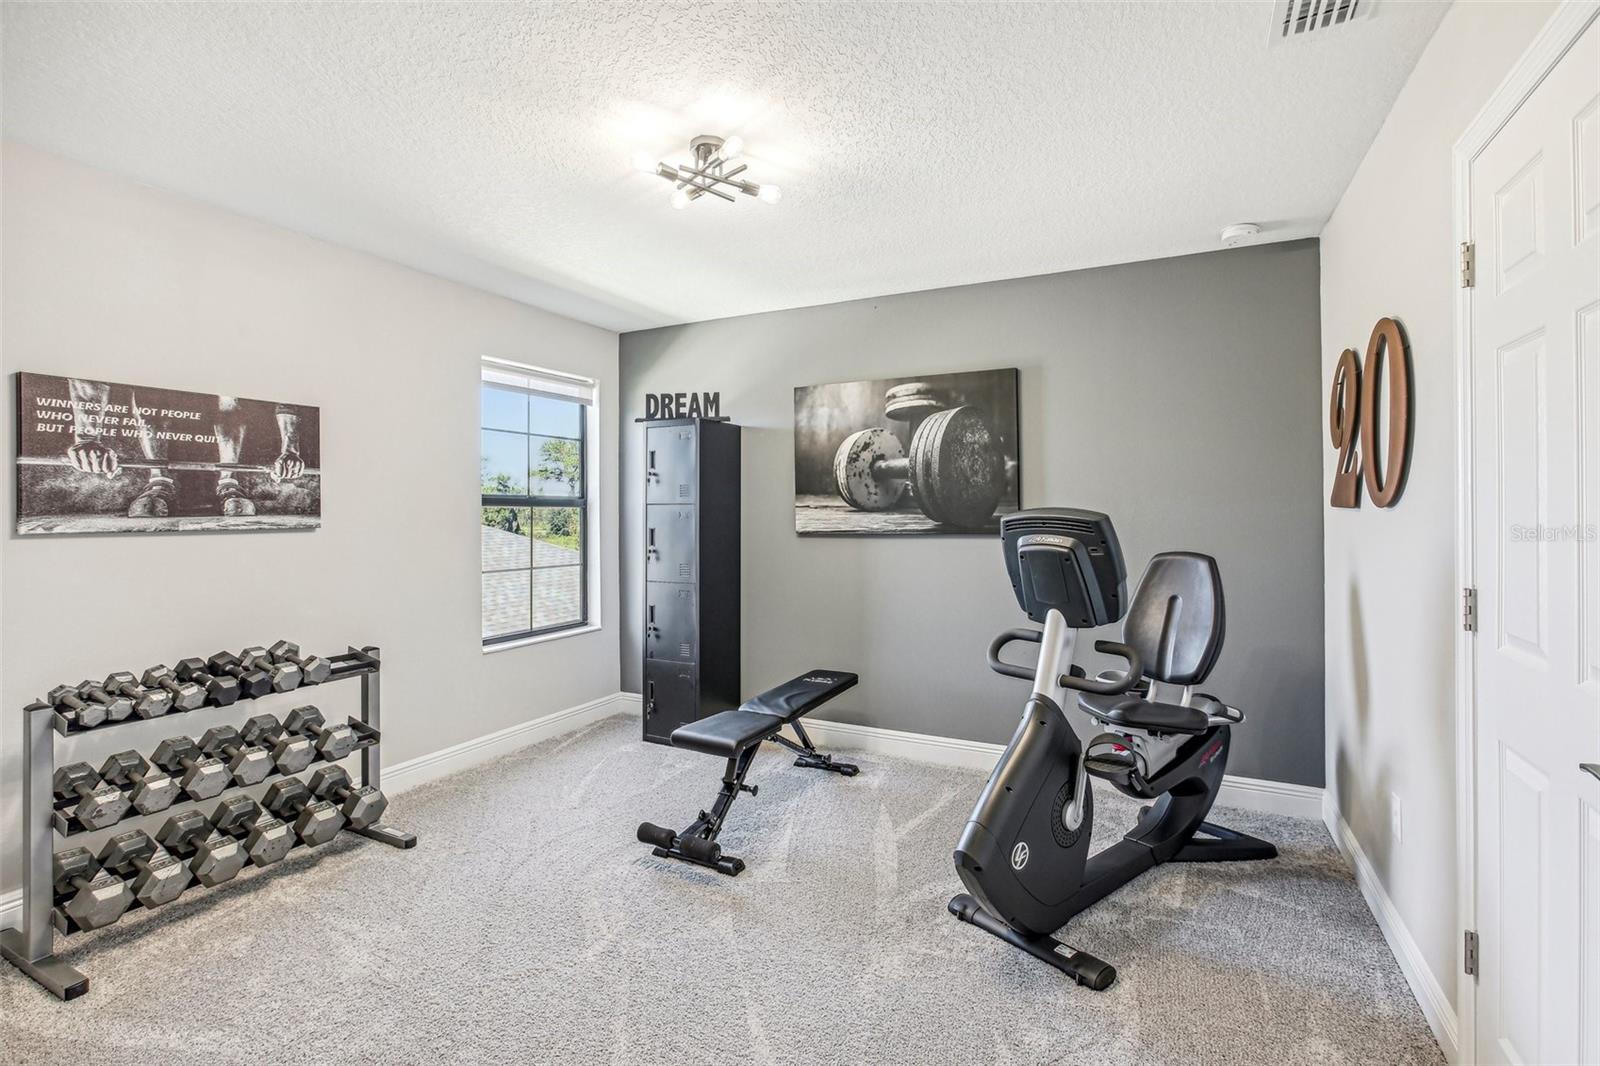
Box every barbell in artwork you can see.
[14,372,322,535]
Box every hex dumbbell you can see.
[76,680,134,723]
[175,657,242,707]
[206,651,273,700]
[283,706,357,762]
[308,765,387,829]
[240,646,302,693]
[156,810,247,888]
[267,640,332,685]
[211,796,295,867]
[99,830,191,909]
[105,670,174,718]
[832,405,1005,527]
[152,736,231,800]
[199,725,274,786]
[241,713,316,774]
[46,684,107,730]
[99,751,181,816]
[52,848,133,931]
[263,779,345,846]
[142,664,207,712]
[52,762,132,829]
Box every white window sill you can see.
[482,623,602,654]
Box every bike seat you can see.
[670,710,785,757]
[1077,692,1210,735]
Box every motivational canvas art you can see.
[15,372,321,535]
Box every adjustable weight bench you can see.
[637,669,859,876]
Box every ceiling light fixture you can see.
[635,134,781,209]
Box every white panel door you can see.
[1471,15,1600,1066]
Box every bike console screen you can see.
[999,508,1127,627]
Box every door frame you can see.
[1451,2,1600,1060]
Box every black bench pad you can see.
[1077,692,1210,735]
[737,669,858,722]
[670,710,784,758]
[669,670,858,757]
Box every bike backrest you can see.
[1122,552,1225,686]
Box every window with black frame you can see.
[480,360,594,644]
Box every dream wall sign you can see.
[15,372,321,535]
[1328,317,1412,508]
[641,391,722,420]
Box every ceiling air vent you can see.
[1268,0,1377,45]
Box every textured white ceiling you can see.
[1,1,1449,332]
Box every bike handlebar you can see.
[987,630,1144,694]
[1058,641,1143,695]
[986,628,1042,682]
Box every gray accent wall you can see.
[621,240,1325,786]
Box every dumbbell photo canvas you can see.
[14,372,321,534]
[794,367,1020,535]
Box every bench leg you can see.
[637,744,760,876]
[773,721,859,776]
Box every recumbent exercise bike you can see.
[948,507,1276,989]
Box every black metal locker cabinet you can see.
[642,418,740,744]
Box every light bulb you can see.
[632,151,658,174]
[720,135,744,161]
[758,184,782,204]
[670,188,691,210]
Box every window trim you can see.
[481,623,602,655]
[480,362,596,647]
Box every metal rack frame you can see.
[0,644,414,1000]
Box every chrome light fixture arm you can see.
[636,134,781,208]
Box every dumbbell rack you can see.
[0,645,414,1000]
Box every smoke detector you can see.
[1221,223,1261,247]
[1268,0,1378,46]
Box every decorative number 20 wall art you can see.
[1328,317,1413,509]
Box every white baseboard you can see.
[797,716,1003,770]
[383,690,634,794]
[1214,772,1325,819]
[0,691,636,934]
[615,693,1324,819]
[1323,793,1459,1063]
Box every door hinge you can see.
[1464,929,1479,978]
[1462,587,1477,632]
[1460,241,1475,288]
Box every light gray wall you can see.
[621,239,1325,787]
[0,145,621,901]
[1319,0,1557,1008]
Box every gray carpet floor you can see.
[1,714,1444,1066]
